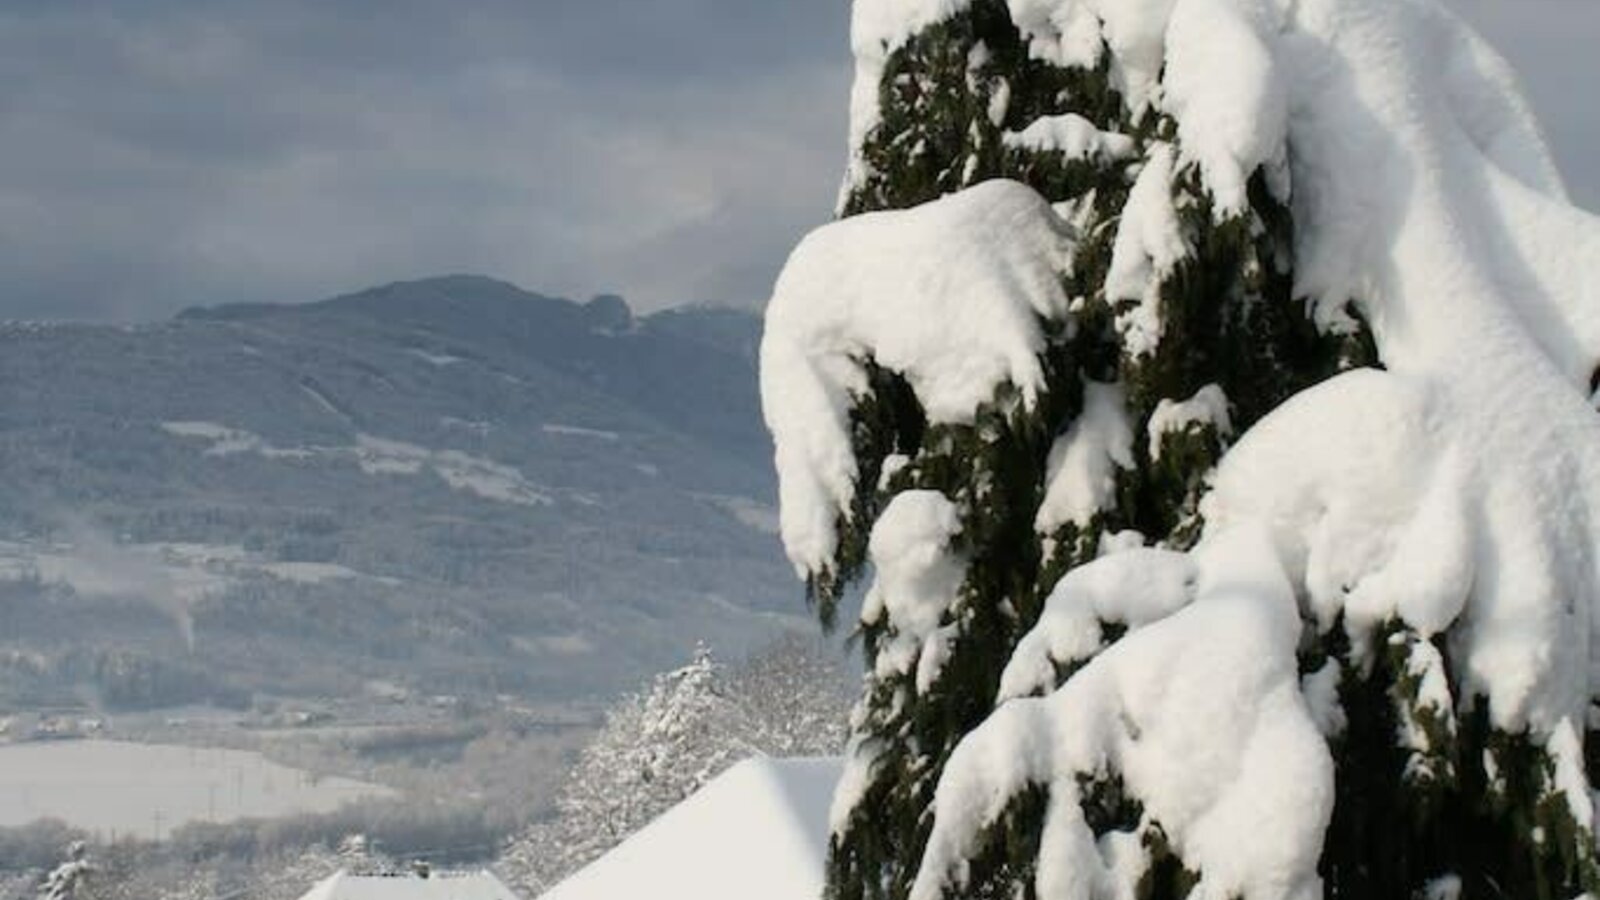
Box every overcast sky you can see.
[0,1,1594,321]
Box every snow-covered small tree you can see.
[763,1,1600,898]
[532,656,731,880]
[499,646,748,893]
[499,639,851,894]
[36,842,90,900]
[728,632,853,758]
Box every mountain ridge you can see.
[0,274,794,713]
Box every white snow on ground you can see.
[540,758,841,900]
[0,540,388,604]
[352,435,428,475]
[770,0,1600,896]
[161,420,248,447]
[431,448,553,506]
[160,422,312,460]
[0,740,394,838]
[355,436,553,505]
[542,423,621,441]
[762,179,1072,575]
[255,562,368,585]
[161,423,552,507]
[405,349,465,367]
[301,870,516,900]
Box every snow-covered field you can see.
[162,421,555,507]
[0,740,395,839]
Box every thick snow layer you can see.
[1162,0,1288,213]
[1034,380,1135,533]
[998,546,1195,701]
[762,180,1072,575]
[1006,0,1106,73]
[915,527,1331,900]
[539,757,841,900]
[1196,0,1600,737]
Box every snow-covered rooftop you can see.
[298,869,519,900]
[538,757,841,900]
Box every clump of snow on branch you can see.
[1161,0,1290,212]
[997,546,1195,701]
[1003,114,1137,164]
[860,491,968,692]
[1105,143,1187,358]
[828,492,967,838]
[916,528,1332,900]
[1147,384,1232,462]
[1034,380,1134,533]
[761,179,1072,575]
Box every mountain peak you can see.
[583,293,633,332]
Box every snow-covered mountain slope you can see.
[0,275,795,709]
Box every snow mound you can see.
[538,757,841,900]
[761,180,1072,575]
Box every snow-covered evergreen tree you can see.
[762,1,1600,898]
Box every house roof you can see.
[539,756,842,900]
[299,869,519,900]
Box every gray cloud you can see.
[0,1,851,319]
[0,2,1592,321]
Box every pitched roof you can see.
[540,756,842,900]
[300,869,519,900]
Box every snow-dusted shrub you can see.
[499,640,851,894]
[763,1,1600,898]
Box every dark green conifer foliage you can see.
[811,3,1600,900]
